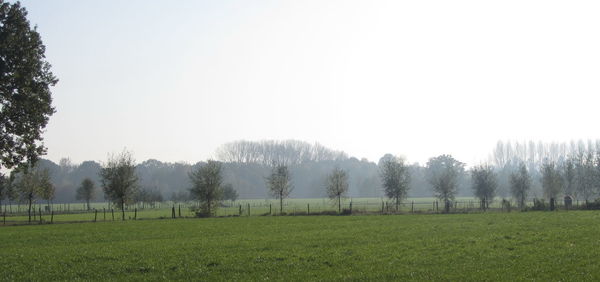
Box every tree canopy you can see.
[0,1,57,170]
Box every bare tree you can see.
[326,167,349,213]
[510,163,531,210]
[426,154,465,212]
[189,160,224,217]
[266,164,293,214]
[380,156,410,211]
[100,150,138,220]
[470,164,497,209]
[76,178,96,210]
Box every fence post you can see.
[134,208,137,220]
[269,204,272,215]
[111,209,115,221]
[172,206,175,219]
[39,207,42,224]
[239,204,242,216]
[247,203,250,216]
[307,203,310,215]
[103,208,106,221]
[411,201,414,213]
[94,209,97,222]
[3,212,5,225]
[178,205,181,217]
[50,211,54,224]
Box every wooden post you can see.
[381,201,384,214]
[111,209,115,221]
[307,203,310,215]
[178,205,181,217]
[172,206,175,219]
[3,212,5,225]
[134,208,137,220]
[239,204,242,216]
[247,203,250,216]
[39,207,42,224]
[269,204,272,215]
[94,209,97,222]
[103,208,106,221]
[411,201,414,213]
[51,211,54,224]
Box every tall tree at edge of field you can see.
[266,164,293,214]
[426,154,465,213]
[326,167,349,213]
[510,163,531,210]
[0,1,57,171]
[189,160,224,217]
[470,164,497,210]
[76,178,96,211]
[380,156,411,212]
[100,150,138,221]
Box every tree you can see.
[0,1,57,170]
[76,178,95,210]
[326,167,349,213]
[16,167,43,222]
[100,150,138,220]
[426,154,465,212]
[510,163,531,210]
[37,168,53,210]
[189,160,223,217]
[0,173,5,212]
[380,157,410,211]
[541,162,563,201]
[266,164,293,214]
[470,164,497,210]
[562,158,576,197]
[221,183,238,202]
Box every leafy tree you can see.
[380,157,410,211]
[76,178,95,210]
[266,164,293,214]
[541,162,563,201]
[189,160,223,217]
[100,150,138,220]
[326,167,349,213]
[221,183,238,202]
[16,167,45,222]
[470,164,497,209]
[0,1,57,170]
[510,163,531,210]
[426,154,465,212]
[562,158,576,197]
[37,168,54,210]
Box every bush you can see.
[530,199,547,211]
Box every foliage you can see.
[541,162,563,200]
[510,164,531,210]
[221,183,238,202]
[76,178,95,210]
[325,167,349,213]
[0,1,57,169]
[266,164,293,214]
[379,156,410,211]
[100,150,138,220]
[470,164,497,209]
[189,160,223,217]
[426,154,465,211]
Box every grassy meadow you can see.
[1,211,600,280]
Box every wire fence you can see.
[0,197,587,226]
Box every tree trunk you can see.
[338,195,341,214]
[121,200,125,221]
[86,199,90,211]
[280,193,283,215]
[396,196,399,212]
[28,197,32,223]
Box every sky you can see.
[19,0,600,166]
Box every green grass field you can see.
[1,211,599,280]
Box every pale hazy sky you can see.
[21,0,600,165]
